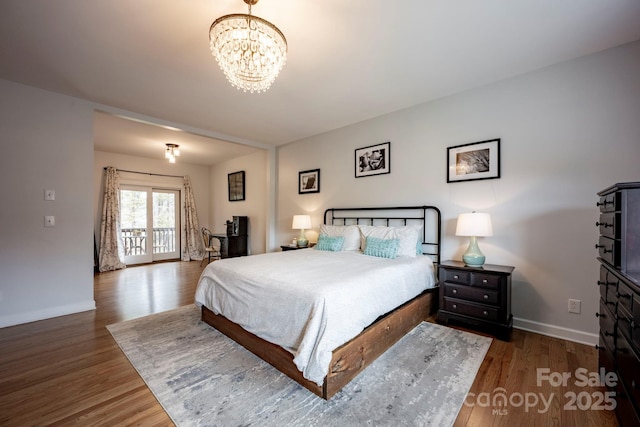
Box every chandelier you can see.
[165,144,180,163]
[209,0,287,93]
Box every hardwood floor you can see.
[0,261,620,426]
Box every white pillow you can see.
[319,224,361,251]
[359,225,421,257]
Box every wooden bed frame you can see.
[201,205,441,399]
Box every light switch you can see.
[44,216,55,227]
[44,190,55,201]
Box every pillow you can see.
[358,225,421,257]
[315,235,344,252]
[363,236,399,259]
[319,224,360,251]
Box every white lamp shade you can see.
[292,215,311,230]
[455,212,493,237]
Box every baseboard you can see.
[0,300,96,328]
[513,317,598,347]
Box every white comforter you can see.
[194,248,436,385]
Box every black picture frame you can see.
[447,139,501,183]
[228,171,245,201]
[298,169,320,194]
[355,141,391,178]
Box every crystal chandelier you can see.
[165,144,180,163]
[209,0,287,93]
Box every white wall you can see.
[93,150,211,253]
[0,80,95,327]
[210,150,268,255]
[276,41,640,344]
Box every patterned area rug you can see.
[107,305,491,427]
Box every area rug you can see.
[107,305,492,427]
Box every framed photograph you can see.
[447,139,500,183]
[299,169,320,194]
[355,141,390,178]
[228,171,245,201]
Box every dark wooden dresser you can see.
[596,182,640,426]
[437,260,514,340]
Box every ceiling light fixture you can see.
[165,144,180,163]
[209,0,287,93]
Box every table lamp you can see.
[455,212,493,267]
[292,214,311,247]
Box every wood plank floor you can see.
[0,261,620,426]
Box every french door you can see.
[120,186,180,265]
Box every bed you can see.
[195,205,441,399]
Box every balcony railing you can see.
[122,227,176,256]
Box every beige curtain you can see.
[98,166,126,272]
[181,176,205,261]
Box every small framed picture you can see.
[355,141,390,178]
[299,169,320,194]
[447,139,500,183]
[228,171,245,201]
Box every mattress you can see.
[194,248,436,385]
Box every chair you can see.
[201,227,221,266]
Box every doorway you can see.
[120,186,180,265]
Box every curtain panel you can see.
[181,176,205,261]
[98,166,126,272]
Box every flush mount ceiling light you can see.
[209,0,287,93]
[165,144,180,163]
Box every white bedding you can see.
[194,248,436,385]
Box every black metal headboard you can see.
[323,205,441,265]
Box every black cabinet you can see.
[221,216,248,258]
[597,182,640,427]
[436,260,514,340]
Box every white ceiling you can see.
[1,0,639,165]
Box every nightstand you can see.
[280,245,306,251]
[436,260,514,341]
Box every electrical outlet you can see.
[568,299,581,314]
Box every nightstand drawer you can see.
[444,283,499,305]
[441,269,470,285]
[443,299,499,321]
[471,273,500,289]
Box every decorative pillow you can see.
[358,225,421,257]
[315,235,344,252]
[318,224,360,251]
[363,236,400,259]
[393,225,421,257]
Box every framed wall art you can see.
[355,141,390,178]
[447,138,500,183]
[228,171,245,201]
[298,169,320,194]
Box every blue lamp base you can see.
[297,230,308,247]
[462,236,486,267]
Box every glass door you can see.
[120,186,180,265]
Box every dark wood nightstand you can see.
[280,245,306,251]
[436,260,514,341]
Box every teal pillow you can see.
[315,235,345,252]
[364,236,400,259]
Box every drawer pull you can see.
[596,312,605,318]
[452,289,458,294]
[595,344,601,350]
[482,279,488,284]
[452,304,457,309]
[617,292,631,300]
[594,243,612,253]
[596,221,613,228]
[483,310,489,316]
[483,294,489,300]
[604,330,614,337]
[596,200,614,207]
[597,281,606,287]
[453,275,459,279]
